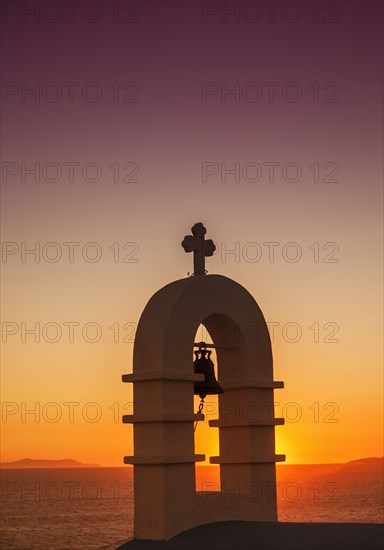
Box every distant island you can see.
[346,457,383,465]
[0,458,100,469]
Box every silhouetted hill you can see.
[0,458,100,469]
[334,457,383,478]
[274,457,383,484]
[346,457,383,465]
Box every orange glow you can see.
[1,254,382,467]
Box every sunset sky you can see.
[1,0,382,466]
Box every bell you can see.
[193,349,224,399]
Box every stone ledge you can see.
[209,418,284,428]
[122,374,283,388]
[124,454,205,465]
[122,372,204,382]
[222,380,284,390]
[123,413,204,423]
[210,454,286,464]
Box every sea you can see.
[1,464,383,550]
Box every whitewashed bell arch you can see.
[122,223,285,541]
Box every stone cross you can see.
[181,222,216,276]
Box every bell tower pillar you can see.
[122,224,284,541]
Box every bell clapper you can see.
[194,395,205,432]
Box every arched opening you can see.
[193,323,220,492]
[193,314,248,493]
[126,274,283,540]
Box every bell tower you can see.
[122,223,285,541]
